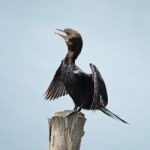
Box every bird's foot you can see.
[73,104,83,112]
[73,105,78,111]
[77,104,83,112]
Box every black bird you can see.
[45,28,128,124]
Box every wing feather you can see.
[44,65,68,100]
[90,63,108,109]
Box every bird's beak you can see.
[55,29,67,40]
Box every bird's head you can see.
[55,28,83,62]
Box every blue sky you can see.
[0,0,150,149]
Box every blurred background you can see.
[0,0,150,149]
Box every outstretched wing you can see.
[90,64,128,124]
[90,63,108,109]
[44,64,68,100]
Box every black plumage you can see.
[45,28,128,124]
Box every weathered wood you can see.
[48,110,86,150]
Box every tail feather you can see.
[99,107,129,124]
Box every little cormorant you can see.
[44,28,128,124]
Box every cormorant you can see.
[44,28,128,124]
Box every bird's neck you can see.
[64,49,80,64]
[64,51,75,64]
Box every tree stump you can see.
[48,110,86,150]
